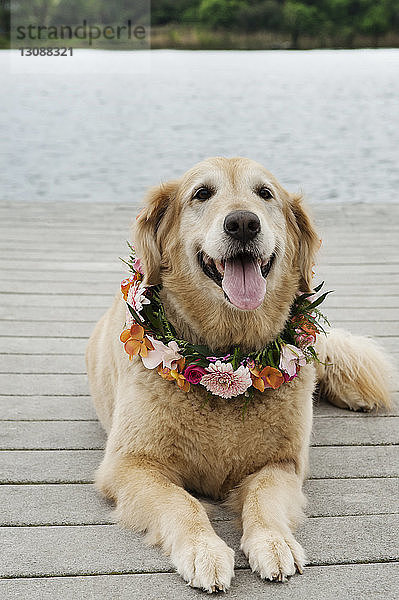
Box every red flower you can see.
[183,364,207,384]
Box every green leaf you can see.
[306,290,333,311]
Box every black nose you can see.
[223,210,261,243]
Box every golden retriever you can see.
[86,157,391,592]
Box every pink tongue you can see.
[222,256,266,310]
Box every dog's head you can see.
[133,157,320,350]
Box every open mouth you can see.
[198,251,275,311]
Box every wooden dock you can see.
[0,201,398,599]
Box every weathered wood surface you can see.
[1,201,398,599]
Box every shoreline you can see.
[149,26,399,51]
[2,27,399,51]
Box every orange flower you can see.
[120,324,153,359]
[158,366,174,381]
[292,315,319,336]
[157,358,190,392]
[250,365,284,391]
[120,273,141,300]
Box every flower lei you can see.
[119,243,331,401]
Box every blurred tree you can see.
[198,0,245,28]
[19,0,61,26]
[359,1,392,45]
[52,0,99,23]
[0,0,10,47]
[237,1,284,31]
[52,0,150,24]
[283,1,321,47]
[152,0,199,24]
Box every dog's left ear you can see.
[288,194,321,293]
[133,181,179,286]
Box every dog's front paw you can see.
[172,532,235,593]
[241,529,305,582]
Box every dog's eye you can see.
[193,187,213,201]
[257,187,273,200]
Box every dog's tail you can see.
[314,328,392,411]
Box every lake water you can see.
[1,49,398,204]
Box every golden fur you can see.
[86,157,391,593]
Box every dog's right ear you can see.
[133,181,178,286]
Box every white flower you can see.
[279,344,306,378]
[126,281,150,320]
[141,337,183,370]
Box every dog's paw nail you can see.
[242,530,304,583]
[175,535,234,593]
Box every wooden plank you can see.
[1,515,398,578]
[0,260,120,272]
[0,450,103,483]
[310,446,399,479]
[0,421,106,450]
[0,355,86,374]
[323,295,399,308]
[304,478,399,517]
[1,564,397,600]
[327,321,399,336]
[0,374,89,396]
[325,307,398,321]
[0,337,88,354]
[311,416,399,446]
[0,252,121,261]
[1,478,397,527]
[0,270,122,282]
[374,337,399,353]
[0,306,107,323]
[0,322,96,338]
[0,396,96,420]
[0,281,118,294]
[0,293,113,308]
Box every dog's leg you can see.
[315,328,392,411]
[229,463,306,582]
[96,454,235,593]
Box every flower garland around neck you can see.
[119,243,331,401]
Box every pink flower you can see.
[132,257,144,274]
[279,344,306,378]
[184,364,207,384]
[200,361,252,399]
[126,280,150,320]
[294,329,316,349]
[141,337,183,370]
[283,371,298,383]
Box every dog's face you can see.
[134,157,319,350]
[177,158,289,311]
